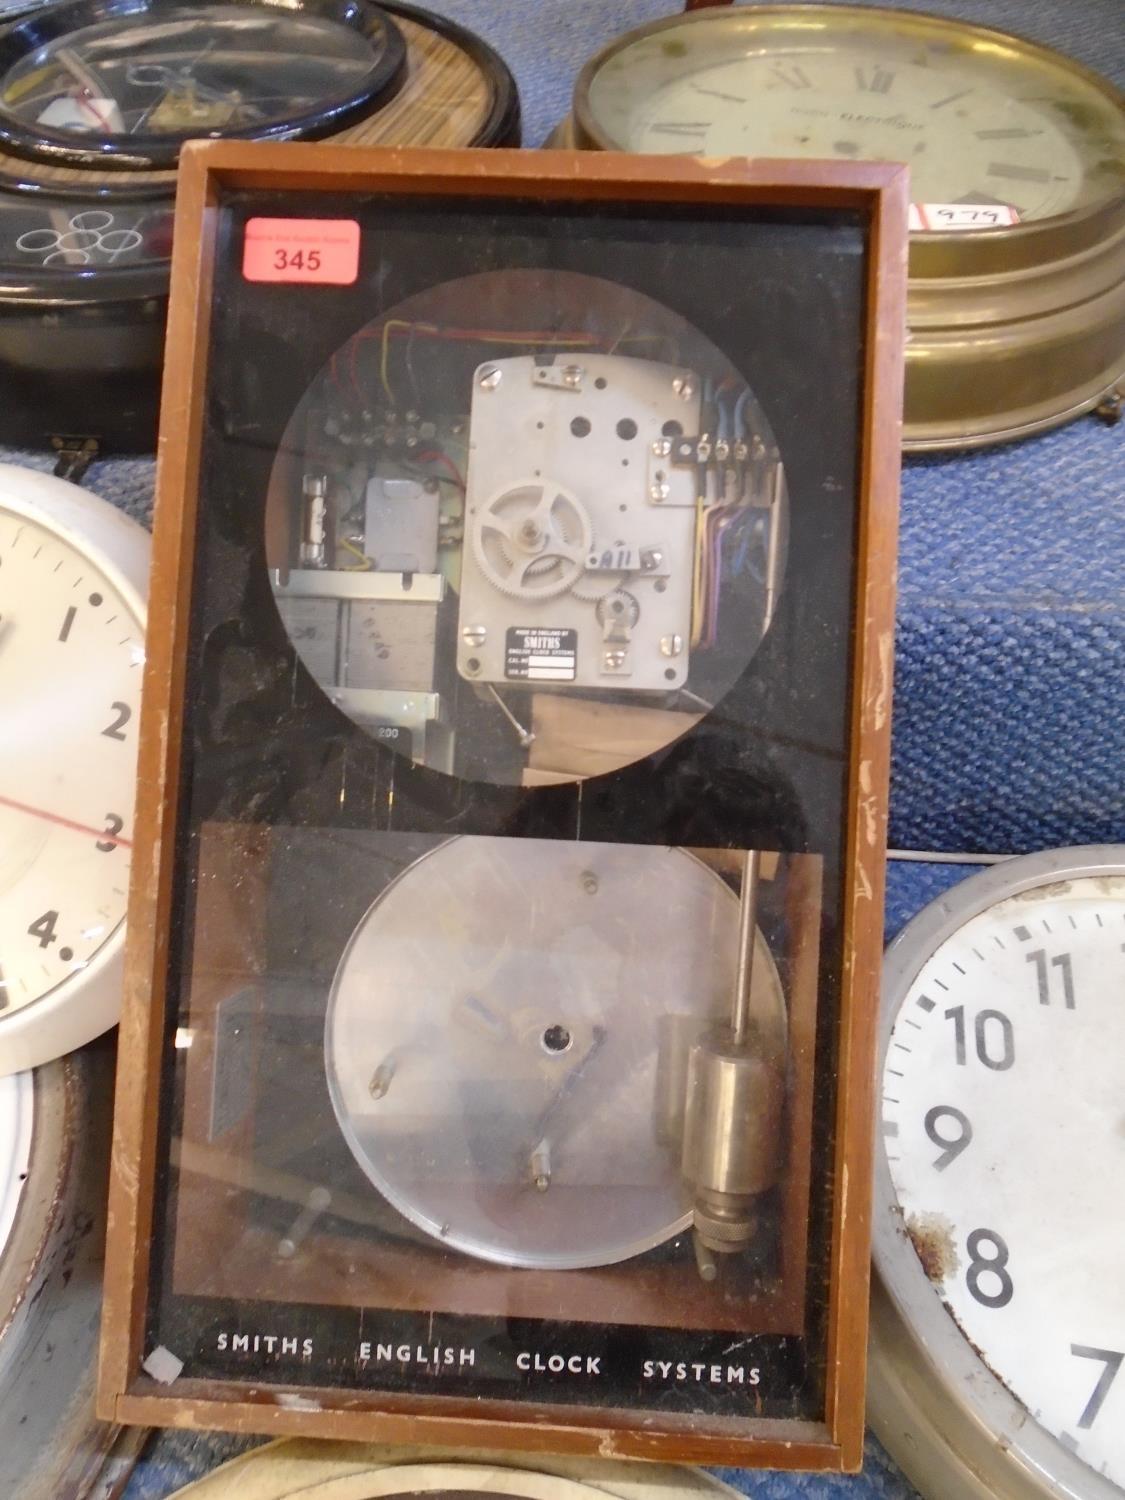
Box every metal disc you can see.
[326,838,786,1270]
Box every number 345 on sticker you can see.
[243,217,360,285]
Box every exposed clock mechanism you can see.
[456,353,702,695]
[268,274,787,787]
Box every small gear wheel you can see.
[594,589,640,630]
[471,480,592,600]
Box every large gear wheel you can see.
[470,480,592,600]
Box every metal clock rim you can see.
[0,0,515,199]
[572,1,1125,244]
[0,0,409,173]
[870,843,1125,1500]
[0,0,518,307]
[0,1047,141,1498]
[0,465,149,1077]
[154,1447,738,1499]
[0,1061,67,1370]
[385,0,520,149]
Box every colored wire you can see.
[365,319,674,404]
[340,538,373,571]
[412,449,466,490]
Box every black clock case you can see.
[0,0,520,452]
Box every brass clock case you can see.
[571,5,1125,452]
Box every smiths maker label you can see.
[505,627,577,683]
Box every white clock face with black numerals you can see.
[0,466,148,1075]
[876,849,1125,1498]
[629,53,1085,221]
[579,8,1125,225]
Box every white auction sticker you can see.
[910,203,1021,231]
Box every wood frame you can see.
[97,140,907,1469]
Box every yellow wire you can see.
[380,319,434,404]
[341,538,373,571]
[375,321,671,404]
[691,491,707,648]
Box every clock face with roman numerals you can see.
[578,6,1125,225]
[0,467,147,1074]
[877,850,1125,1497]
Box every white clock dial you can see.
[873,848,1125,1500]
[0,466,148,1075]
[581,10,1125,226]
[632,55,1085,220]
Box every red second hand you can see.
[0,793,133,849]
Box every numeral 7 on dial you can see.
[1071,1345,1123,1429]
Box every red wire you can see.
[414,449,466,489]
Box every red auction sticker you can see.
[242,217,360,285]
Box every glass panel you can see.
[143,187,870,1433]
[0,5,393,141]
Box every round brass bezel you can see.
[571,4,1125,452]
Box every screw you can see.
[369,1059,396,1099]
[660,634,684,658]
[462,624,487,648]
[603,649,627,669]
[531,1140,551,1192]
[672,377,695,401]
[650,483,670,503]
[652,438,671,457]
[640,548,663,571]
[561,364,584,388]
[580,870,598,895]
[479,365,502,390]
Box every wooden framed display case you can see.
[97,142,907,1468]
